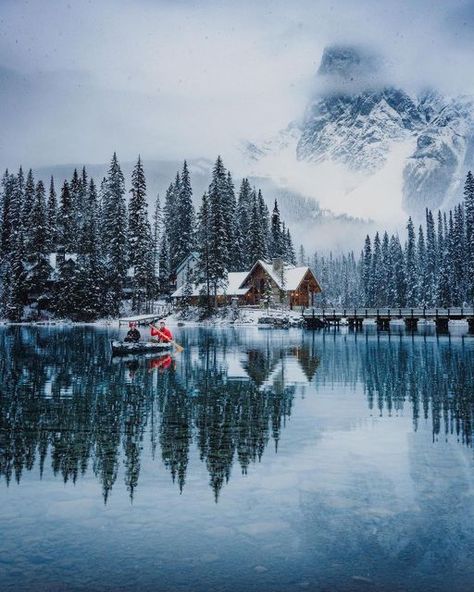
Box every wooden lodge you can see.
[171,257,321,308]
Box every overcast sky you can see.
[1,0,474,171]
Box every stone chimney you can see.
[272,258,284,273]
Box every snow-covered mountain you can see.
[245,45,474,218]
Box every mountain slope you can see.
[246,44,474,218]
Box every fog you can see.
[1,0,473,230]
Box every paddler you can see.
[124,322,141,343]
[150,320,173,343]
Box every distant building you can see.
[171,258,321,307]
[175,251,199,291]
[240,259,321,307]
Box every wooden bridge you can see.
[302,307,474,331]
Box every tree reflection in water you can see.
[0,327,472,502]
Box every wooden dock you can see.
[302,307,474,331]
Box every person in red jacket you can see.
[150,320,173,343]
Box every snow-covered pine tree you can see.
[74,178,104,319]
[248,189,267,263]
[237,178,253,267]
[103,152,128,316]
[405,217,418,306]
[47,176,57,252]
[425,208,437,306]
[207,157,228,303]
[128,156,154,312]
[436,212,450,307]
[158,233,171,295]
[284,225,296,265]
[416,225,428,307]
[380,231,391,306]
[152,193,163,279]
[164,180,178,272]
[370,232,383,305]
[173,161,195,271]
[224,171,242,271]
[58,181,75,252]
[463,171,474,302]
[388,234,406,307]
[362,235,372,306]
[269,200,284,259]
[25,180,51,314]
[452,204,465,305]
[196,192,212,310]
[22,169,36,258]
[257,190,270,256]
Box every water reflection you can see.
[0,326,473,503]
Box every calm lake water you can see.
[1,324,473,592]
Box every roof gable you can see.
[240,260,320,292]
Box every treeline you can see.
[0,154,296,320]
[305,171,474,308]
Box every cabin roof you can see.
[240,260,317,292]
[172,271,250,298]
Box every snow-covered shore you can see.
[0,307,305,328]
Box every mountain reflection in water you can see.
[0,326,473,503]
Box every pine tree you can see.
[284,225,296,265]
[173,161,196,270]
[380,231,391,306]
[269,200,284,259]
[463,171,474,302]
[103,153,128,315]
[416,225,428,306]
[158,233,171,295]
[22,169,36,257]
[436,212,450,307]
[237,178,253,267]
[405,217,418,306]
[257,190,270,256]
[248,190,266,262]
[425,209,437,306]
[58,181,75,251]
[207,157,228,302]
[47,176,57,252]
[152,193,163,279]
[362,235,372,306]
[74,178,103,319]
[388,234,406,307]
[196,192,212,309]
[452,204,465,305]
[164,180,178,270]
[370,232,383,305]
[128,156,154,312]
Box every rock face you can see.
[249,44,474,216]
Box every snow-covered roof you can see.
[172,271,250,298]
[240,260,315,291]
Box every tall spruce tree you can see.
[196,192,212,309]
[47,177,57,252]
[174,161,195,270]
[463,171,474,302]
[270,200,284,259]
[405,217,418,306]
[74,178,103,319]
[237,178,253,267]
[128,156,154,312]
[425,209,437,306]
[103,153,128,315]
[207,157,228,301]
[362,235,372,306]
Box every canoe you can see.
[111,340,173,356]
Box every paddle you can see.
[149,323,184,353]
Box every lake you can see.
[1,324,473,592]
